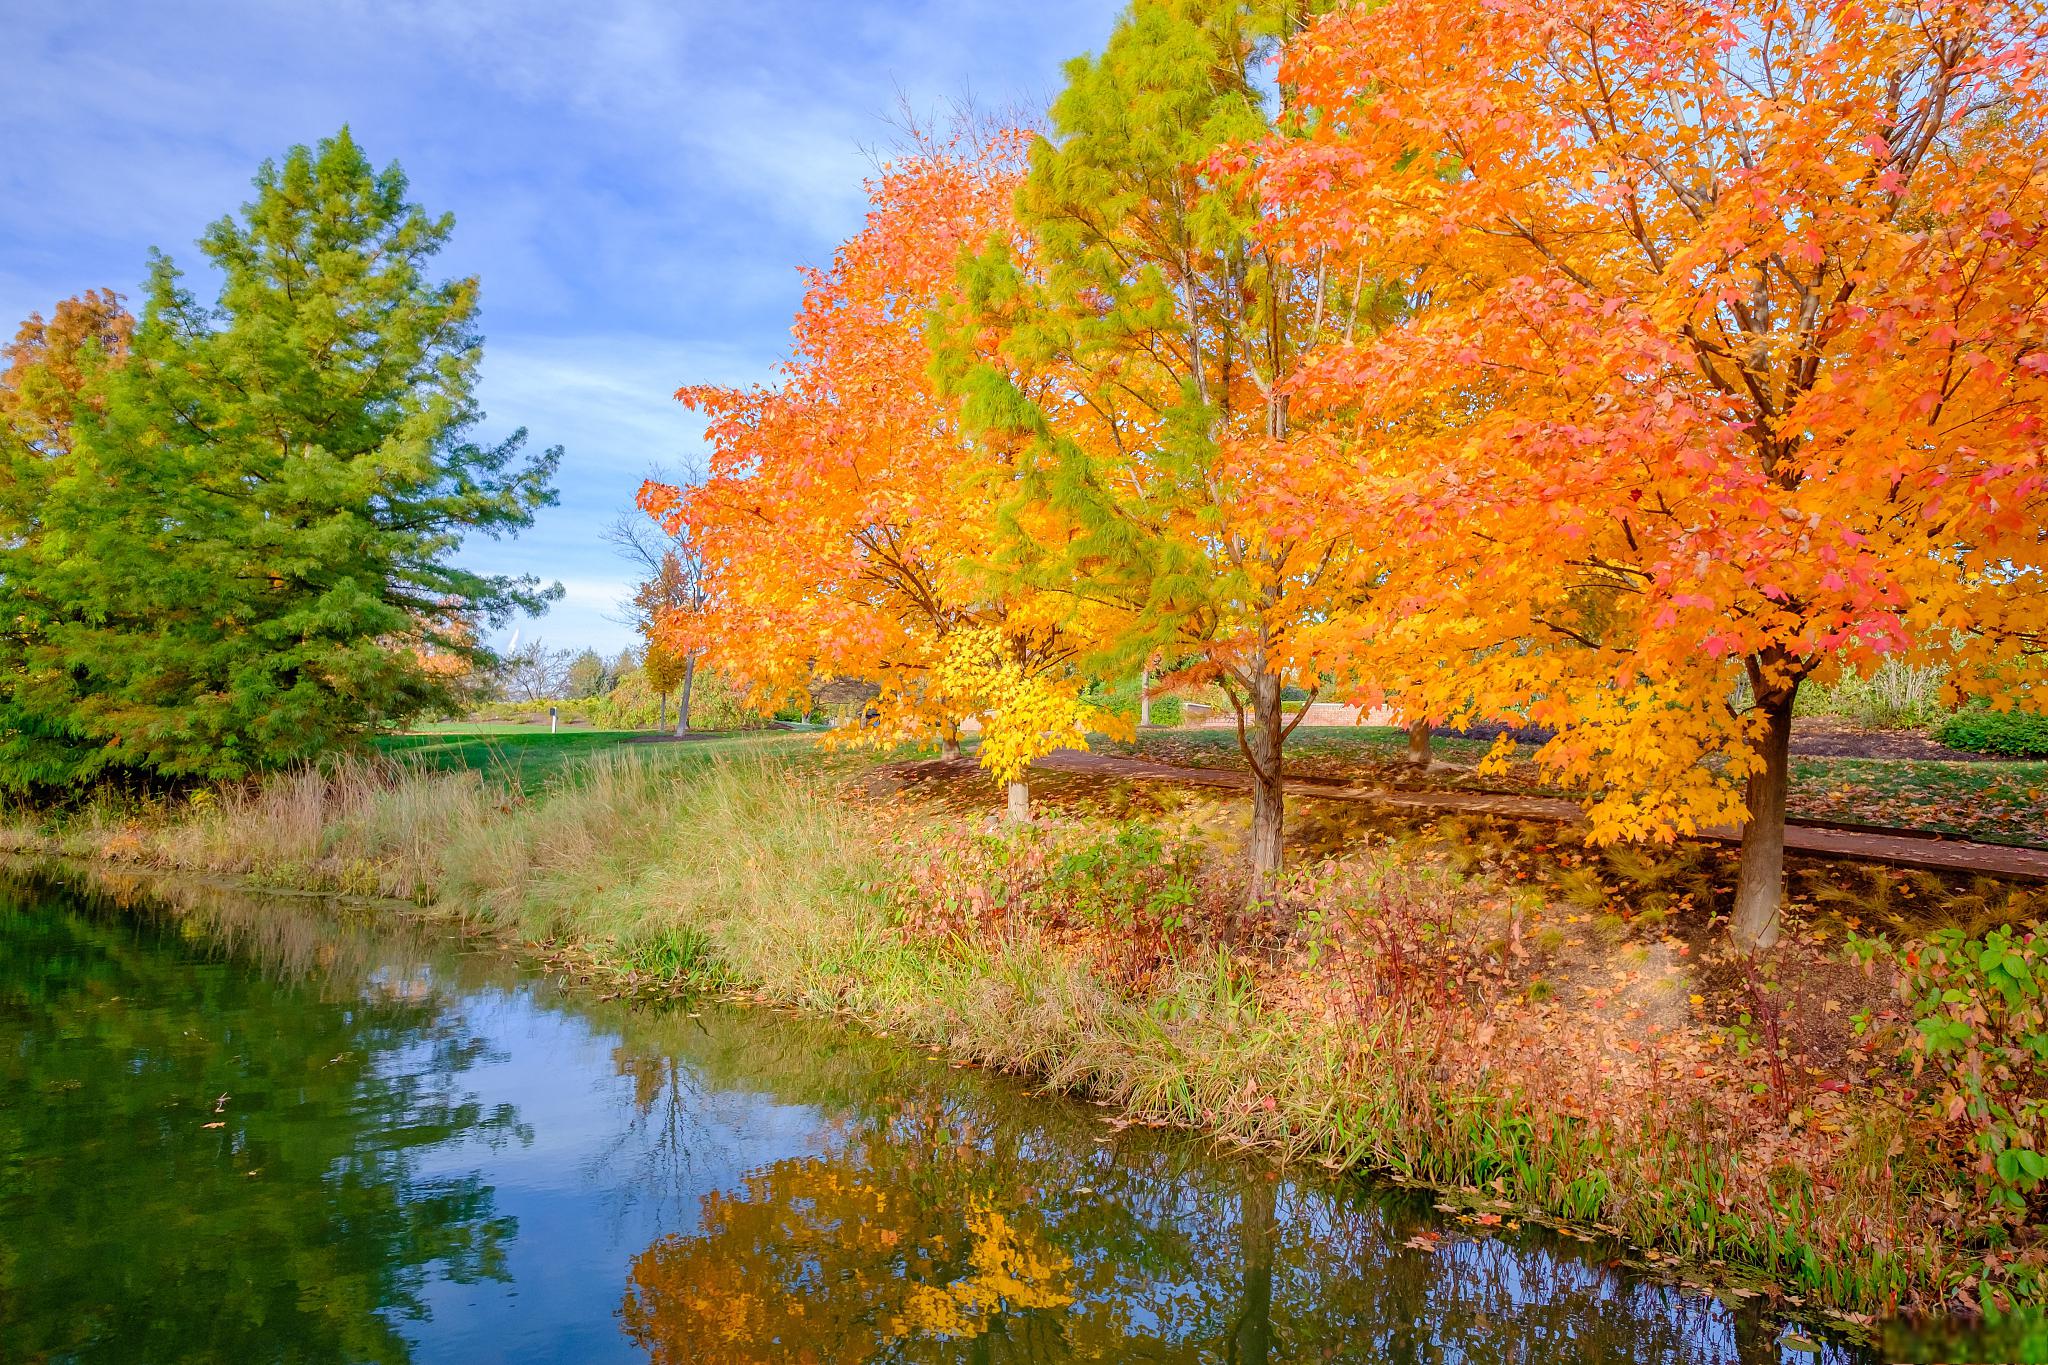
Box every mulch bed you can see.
[1786,718,1998,763]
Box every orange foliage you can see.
[641,134,1114,777]
[621,1114,1074,1364]
[0,289,131,456]
[1259,0,2048,943]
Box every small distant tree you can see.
[565,649,610,700]
[0,290,131,459]
[607,478,708,735]
[611,648,639,683]
[494,641,576,703]
[641,638,694,734]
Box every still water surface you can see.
[0,871,1997,1363]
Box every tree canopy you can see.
[936,0,1388,887]
[1256,0,2048,946]
[642,133,1124,811]
[648,0,2048,945]
[0,129,559,789]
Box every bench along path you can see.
[1030,749,2048,883]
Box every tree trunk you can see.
[1730,1303,1782,1365]
[1244,670,1285,896]
[659,692,667,733]
[1242,384,1292,897]
[1139,668,1151,727]
[940,722,961,761]
[673,656,695,737]
[1006,780,1030,824]
[1407,716,1432,766]
[1730,680,1797,951]
[1228,1174,1275,1365]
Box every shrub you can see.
[1085,677,1184,728]
[899,818,1233,986]
[1938,706,2048,759]
[1852,923,2048,1215]
[1796,660,1950,730]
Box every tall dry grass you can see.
[53,755,502,900]
[18,743,888,954]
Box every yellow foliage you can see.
[935,626,1132,784]
[892,1203,1075,1339]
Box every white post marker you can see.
[550,705,558,734]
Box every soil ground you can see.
[1785,718,1999,763]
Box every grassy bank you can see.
[5,741,2044,1354]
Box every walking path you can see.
[1029,749,2048,882]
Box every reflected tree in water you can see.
[0,889,526,1364]
[621,1095,1082,1363]
[588,1034,721,1230]
[616,1044,1865,1364]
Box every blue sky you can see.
[1,0,1122,653]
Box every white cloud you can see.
[478,334,747,475]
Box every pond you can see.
[0,868,1997,1363]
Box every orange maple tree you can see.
[1259,0,2048,946]
[639,136,1119,814]
[0,290,132,457]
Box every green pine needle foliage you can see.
[0,129,559,791]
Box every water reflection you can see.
[613,1062,1847,1364]
[622,1096,1080,1361]
[0,875,526,1364]
[0,866,1920,1363]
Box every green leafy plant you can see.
[1043,823,1198,930]
[1853,922,2048,1213]
[625,925,731,992]
[1937,707,2048,759]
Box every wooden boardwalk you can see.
[1030,751,2048,883]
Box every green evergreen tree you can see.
[0,291,135,788]
[565,649,610,700]
[0,129,558,788]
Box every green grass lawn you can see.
[1789,754,2048,847]
[374,726,798,793]
[394,720,2045,846]
[375,728,648,790]
[397,719,595,735]
[1111,726,2048,848]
